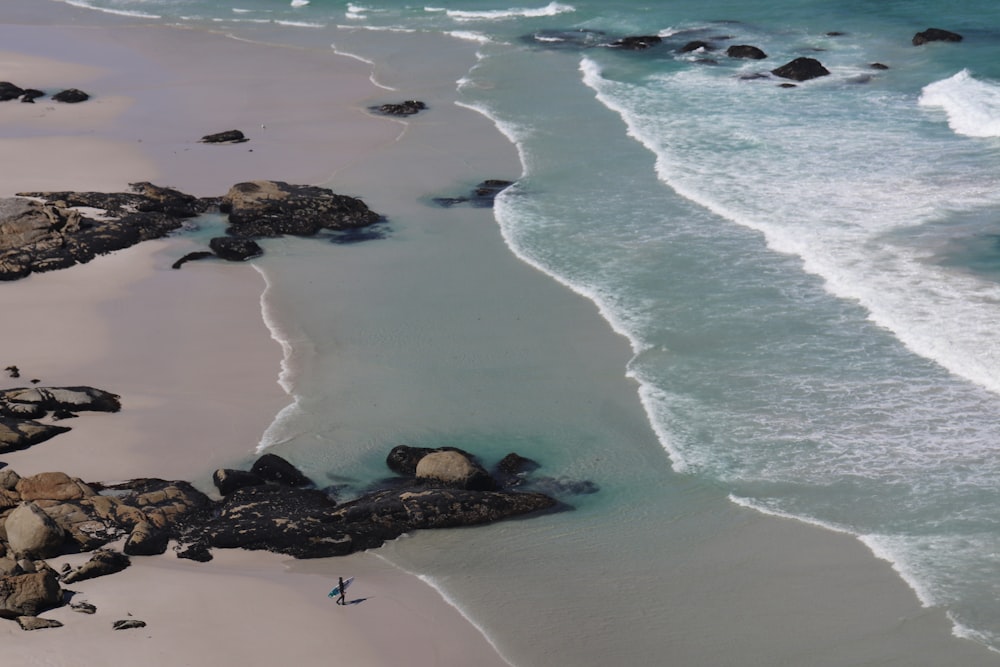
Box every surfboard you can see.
[328,576,354,598]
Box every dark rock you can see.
[113,619,146,630]
[209,236,262,262]
[370,100,427,116]
[0,386,121,414]
[17,615,62,630]
[4,366,19,378]
[20,89,44,103]
[0,571,62,618]
[386,445,438,476]
[494,453,541,488]
[175,541,213,562]
[250,453,312,487]
[825,31,846,37]
[778,83,798,88]
[171,251,215,269]
[771,57,830,81]
[726,45,767,59]
[70,601,97,614]
[62,550,130,584]
[0,82,25,101]
[221,180,383,237]
[52,410,77,420]
[0,419,71,453]
[531,476,600,496]
[609,35,662,50]
[912,28,963,46]
[199,129,248,144]
[123,521,169,556]
[432,179,514,209]
[870,62,890,70]
[679,40,713,53]
[51,89,89,103]
[212,468,265,496]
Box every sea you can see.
[43,0,1000,663]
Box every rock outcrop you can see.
[200,129,248,144]
[0,570,61,619]
[369,100,427,116]
[771,57,830,81]
[609,35,662,50]
[432,179,514,208]
[912,28,963,46]
[726,44,767,59]
[0,387,120,452]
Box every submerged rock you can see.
[771,57,830,81]
[912,28,963,46]
[726,44,767,59]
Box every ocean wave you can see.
[433,1,575,22]
[447,30,494,44]
[60,0,161,19]
[290,0,309,7]
[919,69,1000,138]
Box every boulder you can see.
[370,100,426,116]
[0,82,25,102]
[726,45,767,59]
[5,502,65,558]
[199,129,247,144]
[20,89,45,103]
[679,40,713,53]
[16,472,95,502]
[250,454,312,487]
[220,180,382,237]
[386,445,437,476]
[51,88,89,103]
[0,571,62,619]
[209,236,263,262]
[123,520,169,556]
[415,450,496,491]
[212,468,265,496]
[771,57,830,81]
[912,28,963,46]
[62,549,130,584]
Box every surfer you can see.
[335,577,347,605]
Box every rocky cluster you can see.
[0,388,575,629]
[1,386,122,453]
[0,82,90,104]
[369,100,427,116]
[432,179,515,208]
[0,180,384,280]
[523,24,965,85]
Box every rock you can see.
[5,502,66,558]
[0,571,62,619]
[4,365,19,378]
[113,619,146,630]
[199,129,248,144]
[212,468,265,496]
[870,62,890,70]
[17,615,63,630]
[771,57,830,81]
[433,179,514,208]
[0,82,25,101]
[385,445,438,476]
[221,180,383,237]
[0,468,20,490]
[0,386,121,415]
[726,45,767,59]
[370,100,427,116]
[0,419,69,453]
[496,453,540,476]
[124,520,169,556]
[912,28,963,46]
[209,236,263,261]
[20,89,44,103]
[70,601,97,614]
[51,88,89,103]
[609,35,662,50]
[175,541,213,562]
[171,251,215,269]
[62,549,130,584]
[679,40,713,53]
[250,453,312,487]
[415,450,496,491]
[17,472,95,502]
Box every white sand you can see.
[0,9,509,666]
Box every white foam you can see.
[440,2,575,22]
[290,0,310,7]
[447,30,494,44]
[329,43,397,90]
[920,69,1000,138]
[60,0,161,19]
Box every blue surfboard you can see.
[328,576,354,598]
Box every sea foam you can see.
[920,70,1000,138]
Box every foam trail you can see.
[919,70,1000,138]
[61,0,161,18]
[330,43,397,90]
[441,2,575,22]
[371,551,517,667]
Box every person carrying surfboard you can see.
[335,577,347,605]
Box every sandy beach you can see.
[3,1,1000,666]
[0,2,510,665]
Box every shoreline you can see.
[0,5,512,666]
[1,2,999,666]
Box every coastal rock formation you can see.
[62,550,130,584]
[199,129,248,144]
[0,419,69,453]
[0,387,120,452]
[209,236,262,262]
[726,44,767,59]
[5,502,66,559]
[415,450,496,491]
[0,570,61,619]
[369,100,427,116]
[771,57,830,81]
[220,180,383,237]
[0,82,25,101]
[912,28,963,46]
[432,179,514,208]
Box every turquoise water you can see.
[48,0,1000,659]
